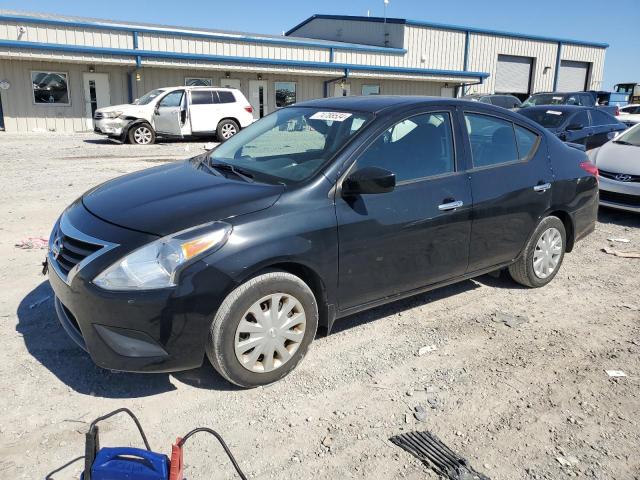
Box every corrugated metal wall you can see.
[289,18,405,49]
[0,59,128,132]
[403,26,466,70]
[0,20,133,48]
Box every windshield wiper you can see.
[613,140,635,146]
[209,161,255,182]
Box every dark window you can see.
[479,97,492,104]
[356,112,455,182]
[190,90,214,105]
[514,125,539,160]
[570,111,590,128]
[217,91,236,104]
[275,82,296,108]
[590,109,616,126]
[465,113,519,168]
[31,71,69,105]
[566,95,580,106]
[158,91,184,107]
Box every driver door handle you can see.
[438,200,463,211]
[533,182,551,192]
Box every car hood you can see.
[82,160,285,236]
[593,141,640,175]
[96,103,147,115]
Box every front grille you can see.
[599,169,640,183]
[94,112,104,120]
[600,190,640,207]
[52,232,103,277]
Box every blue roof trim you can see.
[0,39,489,79]
[286,14,609,49]
[0,13,407,54]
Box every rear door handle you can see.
[533,182,551,192]
[438,200,464,211]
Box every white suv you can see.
[94,86,255,145]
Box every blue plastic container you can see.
[82,447,169,480]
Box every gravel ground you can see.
[0,133,639,480]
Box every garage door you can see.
[557,60,590,92]
[495,55,533,94]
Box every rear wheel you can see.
[128,123,155,145]
[206,271,318,388]
[216,119,239,142]
[508,216,566,288]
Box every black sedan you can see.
[518,105,627,150]
[46,96,599,387]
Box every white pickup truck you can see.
[93,86,255,144]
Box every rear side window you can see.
[217,91,236,104]
[590,109,616,126]
[190,90,214,105]
[356,112,455,182]
[465,113,519,167]
[514,125,539,160]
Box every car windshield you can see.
[522,94,566,107]
[519,109,568,128]
[614,124,640,146]
[136,89,165,105]
[208,107,372,184]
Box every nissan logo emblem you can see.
[614,174,633,182]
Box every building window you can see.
[275,82,296,108]
[31,71,70,105]
[185,77,213,87]
[362,84,380,96]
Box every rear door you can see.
[336,108,472,310]
[189,89,217,133]
[463,111,552,271]
[154,90,186,136]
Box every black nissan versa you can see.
[46,96,598,387]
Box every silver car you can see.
[591,124,640,212]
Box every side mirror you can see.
[566,123,584,131]
[342,167,395,196]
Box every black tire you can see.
[206,271,318,388]
[508,216,566,288]
[127,123,156,145]
[216,119,239,142]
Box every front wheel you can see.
[206,271,318,388]
[128,123,156,145]
[508,216,566,288]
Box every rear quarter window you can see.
[514,125,540,160]
[217,91,236,104]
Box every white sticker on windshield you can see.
[310,111,353,122]
[546,110,563,115]
[552,96,563,100]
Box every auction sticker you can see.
[310,111,352,122]
[546,110,563,115]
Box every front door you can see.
[82,73,110,130]
[463,111,552,271]
[336,109,472,310]
[248,80,267,119]
[563,110,591,147]
[153,90,185,137]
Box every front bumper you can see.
[93,117,127,137]
[47,203,234,373]
[599,176,640,213]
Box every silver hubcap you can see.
[533,227,562,279]
[221,123,237,139]
[134,126,152,144]
[234,293,306,373]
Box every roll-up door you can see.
[495,55,533,94]
[557,60,590,92]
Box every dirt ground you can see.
[0,133,639,480]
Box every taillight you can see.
[614,106,620,116]
[244,106,253,113]
[580,161,599,182]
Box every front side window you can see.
[31,71,69,105]
[185,77,213,87]
[465,113,519,168]
[362,84,380,96]
[355,112,455,182]
[158,91,184,108]
[209,107,371,184]
[275,82,296,108]
[590,109,616,126]
[570,111,590,128]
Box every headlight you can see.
[93,222,231,291]
[103,111,123,119]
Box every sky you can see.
[2,0,638,90]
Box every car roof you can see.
[163,86,237,91]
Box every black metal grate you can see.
[53,233,102,277]
[93,112,104,120]
[600,190,640,207]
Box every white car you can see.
[590,123,640,213]
[618,104,640,127]
[94,86,254,144]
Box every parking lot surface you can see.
[0,133,639,479]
